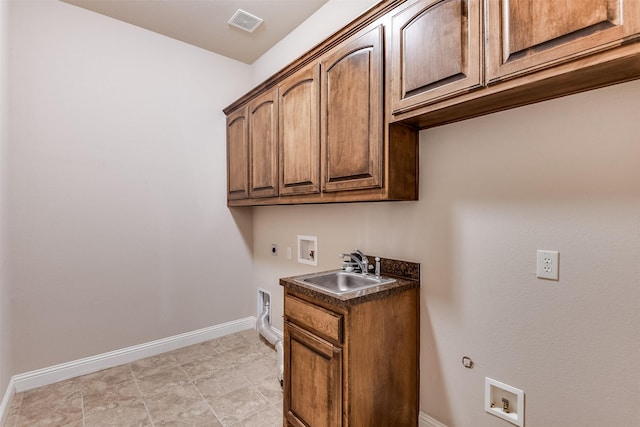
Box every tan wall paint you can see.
[6,0,254,374]
[253,80,640,426]
[0,0,12,393]
[251,0,380,84]
[252,3,640,424]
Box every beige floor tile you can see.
[181,353,232,380]
[80,364,133,388]
[152,411,223,426]
[236,358,277,384]
[144,382,212,421]
[130,352,179,378]
[228,404,283,427]
[20,377,83,409]
[84,396,150,427]
[83,378,143,410]
[15,393,83,427]
[214,333,251,352]
[208,386,271,426]
[171,341,220,365]
[218,344,268,367]
[4,331,283,427]
[134,366,191,396]
[244,334,277,357]
[81,366,141,406]
[236,329,260,341]
[3,392,23,427]
[251,375,283,405]
[193,368,251,401]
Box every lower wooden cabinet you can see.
[285,322,343,427]
[283,287,419,426]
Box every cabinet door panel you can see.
[279,64,320,196]
[321,25,383,192]
[248,90,278,198]
[285,322,342,427]
[226,107,249,200]
[487,0,640,82]
[391,0,482,114]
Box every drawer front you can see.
[285,295,343,344]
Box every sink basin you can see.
[295,271,395,295]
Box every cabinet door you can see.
[391,0,482,114]
[279,64,320,196]
[226,107,249,200]
[321,25,384,193]
[486,0,640,83]
[284,322,342,427]
[248,89,278,198]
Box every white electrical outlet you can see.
[537,250,559,280]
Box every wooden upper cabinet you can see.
[226,107,249,200]
[391,0,482,114]
[248,89,278,198]
[278,64,321,196]
[321,25,384,193]
[486,0,640,83]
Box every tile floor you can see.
[3,329,283,427]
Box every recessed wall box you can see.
[297,235,317,266]
[485,377,524,427]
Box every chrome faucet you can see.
[353,249,369,274]
[339,253,365,273]
[339,249,370,274]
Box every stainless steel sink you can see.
[295,271,395,295]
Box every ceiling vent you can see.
[228,9,263,33]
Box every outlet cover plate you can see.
[537,250,559,280]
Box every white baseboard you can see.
[420,411,448,427]
[11,316,256,393]
[0,376,15,427]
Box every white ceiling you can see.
[61,0,329,64]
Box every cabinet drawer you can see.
[285,295,343,343]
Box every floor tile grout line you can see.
[129,364,155,427]
[184,336,277,426]
[6,331,282,427]
[81,392,85,427]
[223,359,282,424]
[189,371,226,427]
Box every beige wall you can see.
[251,2,640,425]
[6,0,254,373]
[0,0,12,393]
[253,80,640,427]
[251,0,380,83]
[2,2,639,426]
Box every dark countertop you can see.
[280,256,420,308]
